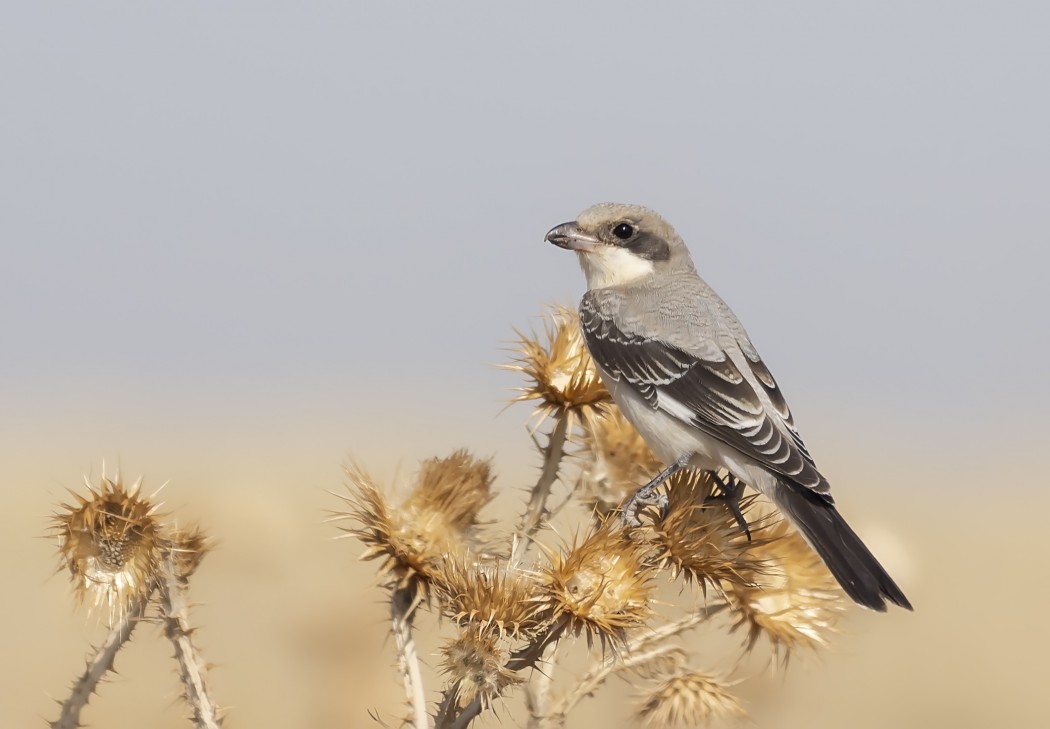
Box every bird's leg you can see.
[621,455,691,528]
[705,472,751,542]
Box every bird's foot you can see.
[621,489,669,528]
[619,455,691,529]
[705,472,752,542]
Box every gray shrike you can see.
[546,202,911,612]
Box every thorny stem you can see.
[633,603,729,653]
[51,593,152,729]
[512,414,570,563]
[547,644,680,723]
[391,586,429,729]
[439,617,569,729]
[158,552,223,729]
[545,604,730,724]
[524,641,559,729]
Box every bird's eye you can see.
[612,222,635,240]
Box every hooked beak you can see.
[545,222,600,253]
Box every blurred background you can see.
[2,2,1047,727]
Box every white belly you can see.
[599,367,781,499]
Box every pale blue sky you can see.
[2,2,1047,490]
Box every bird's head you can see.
[545,203,692,290]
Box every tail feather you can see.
[773,481,912,612]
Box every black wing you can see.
[579,297,829,495]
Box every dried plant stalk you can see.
[391,586,428,729]
[511,412,569,563]
[523,642,558,729]
[547,643,682,724]
[50,592,152,729]
[158,550,223,729]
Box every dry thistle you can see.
[537,520,654,646]
[575,405,663,516]
[725,520,847,663]
[505,305,610,428]
[167,525,211,580]
[645,471,770,595]
[436,557,544,639]
[636,670,747,728]
[403,449,495,534]
[439,630,522,710]
[338,451,493,602]
[340,304,862,728]
[48,468,223,729]
[51,473,161,622]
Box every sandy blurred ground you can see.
[3,408,1047,729]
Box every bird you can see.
[546,202,911,612]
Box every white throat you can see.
[578,246,655,289]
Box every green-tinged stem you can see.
[512,414,570,564]
[158,553,223,729]
[391,586,428,729]
[50,592,152,729]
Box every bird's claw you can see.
[706,473,752,542]
[620,490,669,529]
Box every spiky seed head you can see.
[504,306,610,428]
[52,473,160,623]
[575,406,663,516]
[725,520,847,663]
[537,520,654,646]
[403,450,495,533]
[644,471,771,595]
[166,525,211,580]
[338,453,491,601]
[436,558,545,639]
[439,630,521,709]
[339,464,445,600]
[636,670,747,728]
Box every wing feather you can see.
[580,296,828,494]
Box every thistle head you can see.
[439,630,521,710]
[436,558,544,639]
[337,451,493,602]
[725,520,847,663]
[636,670,747,728]
[505,306,610,428]
[644,471,771,595]
[166,525,211,581]
[575,406,663,516]
[52,472,161,623]
[537,519,654,647]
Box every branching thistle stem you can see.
[391,586,429,729]
[51,591,152,729]
[634,603,729,652]
[548,643,681,722]
[542,607,730,724]
[512,414,570,563]
[158,551,222,729]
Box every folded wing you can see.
[580,295,830,496]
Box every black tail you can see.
[774,481,912,611]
